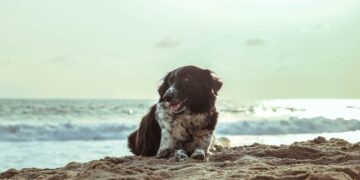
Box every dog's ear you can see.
[158,72,171,102]
[204,69,222,96]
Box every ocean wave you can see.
[0,99,154,120]
[1,117,360,141]
[216,117,360,135]
[0,123,136,141]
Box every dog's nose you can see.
[163,92,173,102]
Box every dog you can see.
[128,65,222,161]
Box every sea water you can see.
[0,99,359,171]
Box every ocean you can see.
[1,99,360,172]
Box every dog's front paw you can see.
[156,148,174,159]
[191,149,205,160]
[175,149,188,162]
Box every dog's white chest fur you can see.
[155,103,214,157]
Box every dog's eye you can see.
[168,76,175,84]
[183,77,190,83]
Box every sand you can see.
[1,136,360,180]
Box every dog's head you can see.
[158,66,222,114]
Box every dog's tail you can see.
[128,130,139,155]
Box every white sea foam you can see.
[0,122,135,141]
[217,117,360,135]
[1,116,360,141]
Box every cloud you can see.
[311,24,324,30]
[39,54,76,68]
[155,37,181,48]
[301,24,325,34]
[46,54,73,63]
[243,38,265,46]
[0,59,12,68]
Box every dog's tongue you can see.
[169,103,181,112]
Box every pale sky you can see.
[0,0,359,100]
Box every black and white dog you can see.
[128,65,222,161]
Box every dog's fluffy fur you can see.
[128,65,222,160]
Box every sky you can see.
[0,0,359,100]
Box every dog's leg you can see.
[175,149,188,162]
[190,148,205,160]
[190,130,214,160]
[156,129,175,158]
[155,103,176,158]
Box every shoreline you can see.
[1,136,360,180]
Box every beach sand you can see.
[1,137,360,180]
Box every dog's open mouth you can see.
[166,99,188,114]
